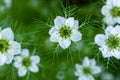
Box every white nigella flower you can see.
[102,0,120,25]
[49,16,82,49]
[13,49,40,77]
[74,57,101,80]
[95,25,120,59]
[0,27,21,66]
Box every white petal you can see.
[54,16,66,28]
[90,59,96,67]
[30,55,40,64]
[78,75,94,80]
[9,41,21,55]
[105,26,114,35]
[13,61,22,68]
[73,20,79,29]
[113,0,120,6]
[0,54,6,66]
[0,28,14,40]
[5,54,13,64]
[65,17,74,28]
[111,25,120,35]
[83,57,90,66]
[70,30,82,42]
[59,39,71,49]
[112,50,120,59]
[21,49,29,58]
[101,5,111,16]
[50,32,59,42]
[104,16,115,25]
[49,27,58,35]
[75,64,82,70]
[29,64,39,73]
[18,67,27,77]
[99,46,112,58]
[93,66,101,74]
[14,56,22,62]
[94,34,106,46]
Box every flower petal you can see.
[50,32,59,42]
[9,41,21,55]
[73,20,79,29]
[70,30,82,42]
[14,56,22,62]
[49,27,58,35]
[65,17,74,28]
[83,57,90,66]
[18,67,27,77]
[0,54,6,66]
[93,66,101,74]
[59,39,71,49]
[5,54,13,64]
[29,64,39,73]
[112,50,120,59]
[105,26,114,35]
[54,16,66,28]
[104,16,115,25]
[13,61,22,68]
[99,46,112,58]
[30,55,40,64]
[21,49,29,58]
[101,5,111,16]
[94,34,106,46]
[75,64,82,70]
[111,25,120,36]
[1,28,14,40]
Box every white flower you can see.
[49,16,82,49]
[95,25,120,59]
[13,49,40,77]
[0,28,21,66]
[101,0,120,25]
[74,57,101,80]
[95,25,120,58]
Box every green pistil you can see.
[22,57,31,67]
[82,67,92,75]
[106,35,120,50]
[0,39,10,53]
[111,6,120,17]
[59,25,72,39]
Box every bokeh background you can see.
[0,0,120,80]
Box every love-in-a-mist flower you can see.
[49,16,82,49]
[95,25,120,59]
[13,49,40,77]
[0,28,21,66]
[74,57,101,80]
[102,0,120,25]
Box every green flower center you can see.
[22,57,31,67]
[106,35,120,50]
[0,39,10,53]
[59,25,72,39]
[82,67,92,75]
[110,6,120,17]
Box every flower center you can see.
[82,67,92,75]
[110,6,120,17]
[22,57,31,67]
[0,39,10,53]
[59,25,72,39]
[106,35,120,50]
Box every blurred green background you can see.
[0,0,120,80]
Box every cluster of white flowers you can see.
[74,57,101,80]
[95,0,120,59]
[0,27,40,77]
